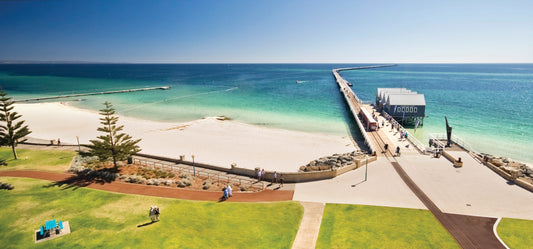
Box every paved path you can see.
[0,170,294,202]
[391,161,505,249]
[291,202,325,249]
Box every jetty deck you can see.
[332,65,398,155]
[15,86,171,103]
[332,66,508,249]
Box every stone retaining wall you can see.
[136,153,377,183]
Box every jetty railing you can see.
[332,69,377,154]
[384,111,428,154]
[429,133,481,155]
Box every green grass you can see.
[497,218,533,249]
[316,204,459,249]
[0,147,76,172]
[0,177,303,249]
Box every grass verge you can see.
[316,203,459,249]
[0,177,303,249]
[497,218,533,249]
[0,147,76,172]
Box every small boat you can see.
[296,80,304,84]
[346,81,353,86]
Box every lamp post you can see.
[365,155,368,181]
[76,136,81,153]
[192,155,195,177]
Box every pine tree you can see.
[89,101,141,170]
[0,90,32,160]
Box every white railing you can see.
[384,111,428,154]
[429,133,480,155]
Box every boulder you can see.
[491,159,504,167]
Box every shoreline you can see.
[14,102,356,172]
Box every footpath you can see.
[0,170,294,202]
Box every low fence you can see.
[134,153,377,183]
[132,156,264,190]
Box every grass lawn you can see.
[316,204,459,249]
[0,147,76,172]
[0,177,303,249]
[497,218,533,249]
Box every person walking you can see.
[396,146,401,157]
[257,169,262,181]
[273,171,278,184]
[279,173,284,187]
[149,207,156,222]
[227,185,232,197]
[223,187,228,200]
[154,206,160,221]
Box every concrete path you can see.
[293,157,425,210]
[291,202,325,249]
[399,152,533,220]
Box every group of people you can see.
[222,185,233,200]
[399,129,408,141]
[149,206,160,222]
[257,169,284,187]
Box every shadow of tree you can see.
[43,168,118,190]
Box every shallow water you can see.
[0,63,531,163]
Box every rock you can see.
[299,166,306,172]
[491,159,504,166]
[319,165,331,170]
[309,161,316,167]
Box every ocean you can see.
[0,63,531,164]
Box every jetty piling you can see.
[15,86,171,103]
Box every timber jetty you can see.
[333,65,397,154]
[15,86,171,103]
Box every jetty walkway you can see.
[332,66,507,249]
[15,86,171,102]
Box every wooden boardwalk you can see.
[15,86,170,102]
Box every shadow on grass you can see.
[43,168,118,190]
[137,221,158,228]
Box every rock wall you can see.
[299,151,367,172]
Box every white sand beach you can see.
[15,102,356,172]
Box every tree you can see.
[0,90,32,160]
[89,101,141,170]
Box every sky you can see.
[1,0,532,63]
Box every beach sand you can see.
[14,102,356,172]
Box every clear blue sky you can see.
[1,0,532,63]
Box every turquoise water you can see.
[0,64,531,164]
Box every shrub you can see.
[177,179,191,188]
[203,179,212,190]
[0,182,14,190]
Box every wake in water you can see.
[121,86,238,112]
